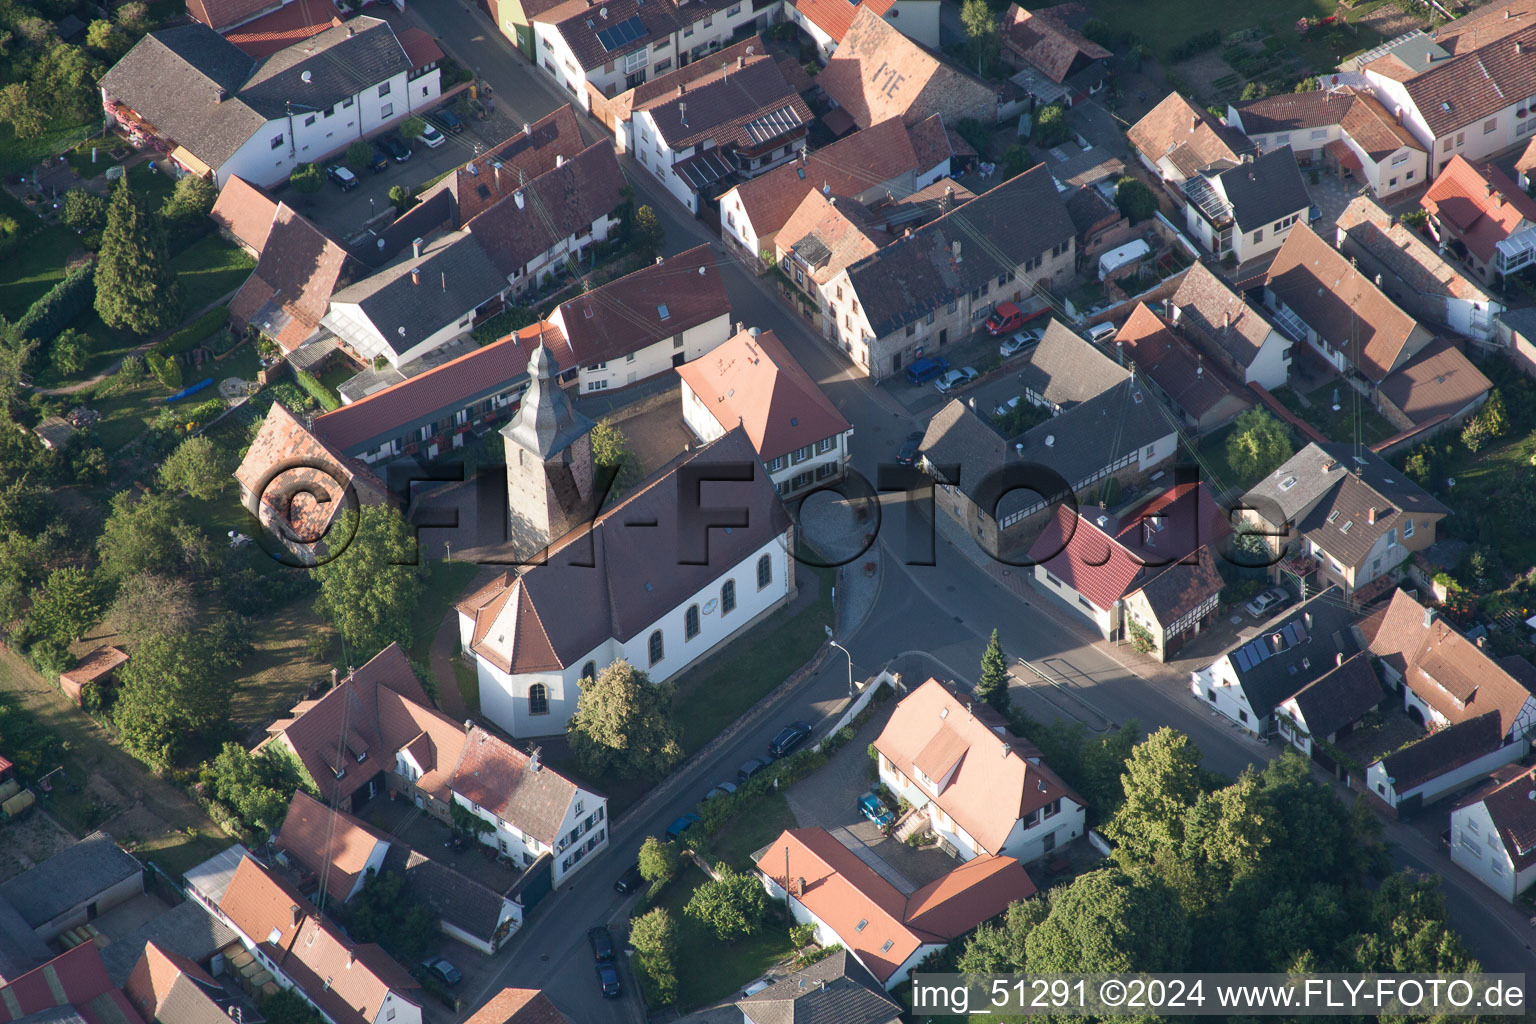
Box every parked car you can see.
[664,813,700,841]
[326,164,359,191]
[999,328,1044,358]
[595,961,622,999]
[588,926,616,963]
[1245,587,1291,619]
[705,782,738,799]
[904,356,949,386]
[366,147,390,173]
[934,366,979,393]
[418,122,447,149]
[985,301,1025,335]
[1087,321,1117,343]
[436,107,465,133]
[613,862,644,894]
[858,791,895,828]
[895,431,924,466]
[993,395,1021,418]
[769,721,813,759]
[422,958,461,986]
[379,134,412,162]
[737,756,773,785]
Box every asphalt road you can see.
[381,5,1536,1016]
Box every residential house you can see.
[1421,155,1536,281]
[1065,185,1134,262]
[1334,195,1503,343]
[1263,223,1434,383]
[209,175,278,254]
[258,642,608,888]
[817,7,1000,133]
[1240,443,1449,601]
[458,425,794,737]
[548,244,731,394]
[826,164,1075,379]
[1180,146,1310,263]
[1112,303,1252,432]
[0,832,143,945]
[630,54,812,213]
[1274,652,1387,759]
[1374,338,1491,440]
[788,0,940,61]
[1361,589,1536,810]
[413,105,584,224]
[678,327,853,497]
[100,18,442,187]
[274,791,391,907]
[1189,587,1359,736]
[0,944,145,1024]
[213,856,422,1024]
[222,1,366,59]
[755,827,1035,989]
[1226,86,1427,198]
[737,950,902,1024]
[58,646,128,707]
[775,190,890,329]
[463,990,571,1024]
[1450,765,1536,902]
[98,902,238,989]
[311,321,572,464]
[383,847,523,955]
[234,401,392,562]
[1127,91,1253,188]
[874,678,1085,862]
[124,943,232,1024]
[227,204,362,355]
[718,115,937,265]
[998,2,1111,107]
[1167,262,1292,391]
[1029,482,1229,660]
[528,0,773,110]
[1041,143,1125,191]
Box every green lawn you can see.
[653,865,795,1010]
[1271,383,1398,446]
[452,655,481,716]
[1082,0,1373,62]
[672,564,834,754]
[407,560,481,665]
[90,376,172,452]
[170,235,256,315]
[0,189,84,320]
[706,789,797,871]
[63,136,125,178]
[0,120,94,180]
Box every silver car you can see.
[934,366,979,393]
[999,329,1044,358]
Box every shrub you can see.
[1168,29,1221,61]
[145,351,183,390]
[345,140,373,172]
[1031,103,1071,148]
[15,262,96,344]
[1400,208,1429,230]
[294,368,340,411]
[289,163,323,194]
[118,353,145,383]
[471,305,534,345]
[158,307,229,355]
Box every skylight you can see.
[1340,520,1354,533]
[658,304,670,320]
[855,919,869,932]
[1279,476,1297,491]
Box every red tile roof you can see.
[186,0,276,32]
[0,944,145,1024]
[211,176,279,254]
[676,328,850,462]
[463,989,570,1024]
[59,646,128,688]
[1377,338,1491,427]
[1422,154,1536,264]
[790,0,895,46]
[448,729,579,846]
[276,791,390,903]
[1128,91,1249,179]
[223,2,343,56]
[1470,765,1536,871]
[416,106,583,226]
[643,59,811,153]
[124,943,225,1024]
[1113,302,1246,420]
[774,190,888,285]
[228,204,358,352]
[395,27,443,69]
[999,3,1109,83]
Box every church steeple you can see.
[501,345,597,557]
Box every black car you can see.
[422,957,461,986]
[379,134,412,162]
[613,862,644,894]
[588,926,615,963]
[769,721,813,759]
[895,431,923,466]
[596,962,622,999]
[326,164,359,191]
[737,756,773,785]
[367,146,390,173]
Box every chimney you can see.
[1424,605,1437,628]
[951,239,961,261]
[347,952,356,968]
[678,82,686,98]
[1519,40,1525,54]
[290,905,302,928]
[441,271,446,291]
[522,122,532,136]
[556,154,565,167]
[346,24,353,35]
[411,267,421,286]
[1171,305,1181,326]
[1426,51,1435,65]
[655,256,664,265]
[330,667,338,689]
[735,320,743,333]
[514,188,525,209]
[1367,506,1377,524]
[1190,114,1199,133]
[1303,611,1313,629]
[737,55,745,69]
[530,747,541,771]
[1045,434,1055,446]
[1223,310,1231,330]
[412,237,423,259]
[1336,651,1344,667]
[679,101,687,125]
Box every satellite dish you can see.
[301,70,312,84]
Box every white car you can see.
[934,366,979,393]
[999,328,1044,358]
[993,395,1021,418]
[419,122,446,149]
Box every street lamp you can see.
[825,626,853,699]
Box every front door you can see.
[938,328,948,346]
[672,352,685,367]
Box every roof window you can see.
[855,919,868,932]
[658,304,671,320]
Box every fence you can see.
[813,669,902,749]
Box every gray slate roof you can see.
[500,346,594,461]
[738,950,902,1024]
[238,18,410,120]
[1218,587,1358,719]
[383,846,508,944]
[1283,651,1386,738]
[1017,319,1129,410]
[1216,146,1310,233]
[100,900,239,987]
[1376,711,1503,792]
[846,164,1073,338]
[0,896,51,983]
[326,231,508,353]
[0,832,142,929]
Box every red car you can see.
[985,301,1025,335]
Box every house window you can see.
[768,456,784,472]
[1045,571,1061,586]
[648,630,664,665]
[1404,519,1414,539]
[906,323,916,337]
[342,97,354,108]
[792,445,812,463]
[304,114,316,127]
[379,82,391,97]
[1407,170,1415,181]
[1077,595,1093,610]
[757,554,772,589]
[1253,229,1264,244]
[1485,117,1498,134]
[1276,133,1290,145]
[835,286,843,301]
[1206,689,1216,702]
[1310,128,1327,141]
[271,134,284,149]
[587,379,608,391]
[855,919,868,932]
[380,102,393,118]
[581,661,597,679]
[528,683,549,715]
[816,437,835,454]
[1238,710,1249,723]
[721,579,736,614]
[685,604,700,640]
[1442,137,1454,152]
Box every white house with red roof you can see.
[756,827,1034,989]
[787,0,939,62]
[873,679,1085,864]
[678,326,852,497]
[1421,155,1536,282]
[1028,482,1229,661]
[1450,765,1536,902]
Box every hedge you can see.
[145,351,183,391]
[15,262,95,343]
[158,307,229,356]
[294,368,340,412]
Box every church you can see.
[457,345,798,738]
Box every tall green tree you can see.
[960,0,998,75]
[97,489,188,581]
[591,418,642,499]
[1103,727,1202,863]
[639,836,679,884]
[1025,867,1192,973]
[631,204,665,261]
[201,741,305,838]
[684,866,770,940]
[567,659,683,779]
[1225,408,1293,484]
[159,435,233,500]
[1114,176,1157,223]
[958,897,1050,974]
[976,628,1010,712]
[345,869,438,958]
[113,632,235,768]
[94,173,182,335]
[160,173,219,239]
[26,566,105,649]
[313,505,423,659]
[0,83,45,139]
[629,907,679,1005]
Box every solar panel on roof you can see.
[1234,648,1252,672]
[597,15,646,51]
